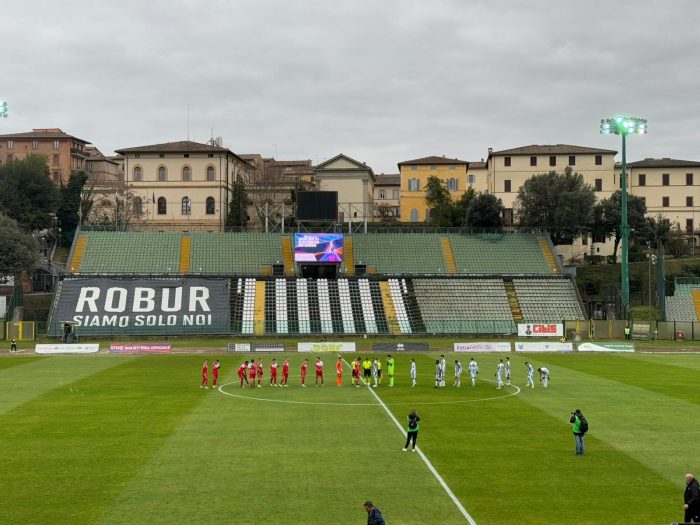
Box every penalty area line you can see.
[341,357,478,525]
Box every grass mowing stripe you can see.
[0,355,133,416]
[342,356,478,525]
[0,355,45,370]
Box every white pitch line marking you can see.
[341,357,479,525]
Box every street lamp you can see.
[600,115,648,318]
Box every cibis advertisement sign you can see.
[517,323,563,337]
[49,278,230,336]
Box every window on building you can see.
[502,208,513,226]
[569,155,576,166]
[378,190,386,199]
[448,165,456,170]
[184,154,190,158]
[549,156,556,167]
[504,179,511,192]
[134,153,140,158]
[448,178,458,191]
[5,153,13,162]
[392,189,399,199]
[504,156,511,167]
[157,197,167,214]
[206,166,215,181]
[593,233,606,243]
[410,166,417,171]
[134,166,142,181]
[408,178,419,191]
[410,209,418,222]
[595,155,602,165]
[158,166,167,182]
[206,197,215,215]
[687,196,694,207]
[182,166,191,181]
[530,156,537,166]
[159,154,165,158]
[32,140,38,149]
[133,197,143,215]
[595,179,603,192]
[52,154,59,165]
[430,165,437,171]
[582,234,588,246]
[662,196,670,207]
[687,219,694,233]
[468,174,475,185]
[52,171,59,181]
[687,173,694,185]
[662,173,670,186]
[7,140,13,149]
[181,197,191,215]
[208,153,214,158]
[638,173,646,186]
[52,140,60,150]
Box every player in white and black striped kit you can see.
[468,358,479,387]
[453,360,463,387]
[495,359,505,389]
[525,361,535,388]
[439,354,447,387]
[505,357,512,385]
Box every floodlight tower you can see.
[600,116,648,318]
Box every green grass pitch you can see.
[1,351,698,524]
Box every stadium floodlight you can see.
[600,115,648,317]
[0,100,8,118]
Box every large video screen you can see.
[294,233,344,263]
[296,191,338,221]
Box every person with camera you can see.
[569,409,587,455]
[403,408,420,452]
[683,473,700,523]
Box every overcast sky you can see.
[2,0,699,173]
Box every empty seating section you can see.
[275,279,288,334]
[351,234,446,274]
[447,233,551,275]
[388,279,412,333]
[337,279,356,333]
[241,278,256,334]
[513,278,585,321]
[189,233,284,274]
[412,279,516,334]
[296,279,311,333]
[358,279,379,333]
[78,232,181,273]
[316,279,333,333]
[664,284,700,321]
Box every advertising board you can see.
[49,278,230,336]
[517,323,564,337]
[294,233,344,263]
[253,343,286,352]
[298,342,355,353]
[371,342,430,353]
[514,342,573,352]
[227,343,252,352]
[577,342,635,352]
[109,343,172,354]
[454,342,511,353]
[35,344,100,354]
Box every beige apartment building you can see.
[373,174,400,220]
[114,140,252,231]
[315,154,375,222]
[0,128,91,183]
[625,157,700,244]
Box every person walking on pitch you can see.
[468,358,479,387]
[403,408,420,452]
[453,360,463,387]
[525,361,535,388]
[410,358,417,387]
[505,357,511,385]
[495,359,505,389]
[386,355,395,387]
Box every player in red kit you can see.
[269,358,279,386]
[212,359,221,387]
[336,357,343,386]
[248,360,256,388]
[237,361,249,388]
[281,358,290,387]
[353,358,361,387]
[200,360,209,389]
[256,358,263,387]
[315,357,324,386]
[300,359,308,387]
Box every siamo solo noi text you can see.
[71,286,215,328]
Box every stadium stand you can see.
[78,232,182,273]
[664,282,700,321]
[351,234,446,274]
[513,278,585,321]
[189,233,284,274]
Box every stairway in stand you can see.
[68,235,88,272]
[692,289,700,321]
[179,235,191,273]
[539,237,560,274]
[440,237,457,275]
[281,237,294,276]
[504,280,524,322]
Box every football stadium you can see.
[3,224,699,525]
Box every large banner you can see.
[578,342,635,353]
[36,344,100,354]
[109,343,172,354]
[515,342,573,352]
[454,342,511,353]
[298,342,355,353]
[517,323,564,337]
[49,278,230,336]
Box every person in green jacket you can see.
[403,409,420,452]
[386,355,395,387]
[569,408,585,455]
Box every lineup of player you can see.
[200,355,552,390]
